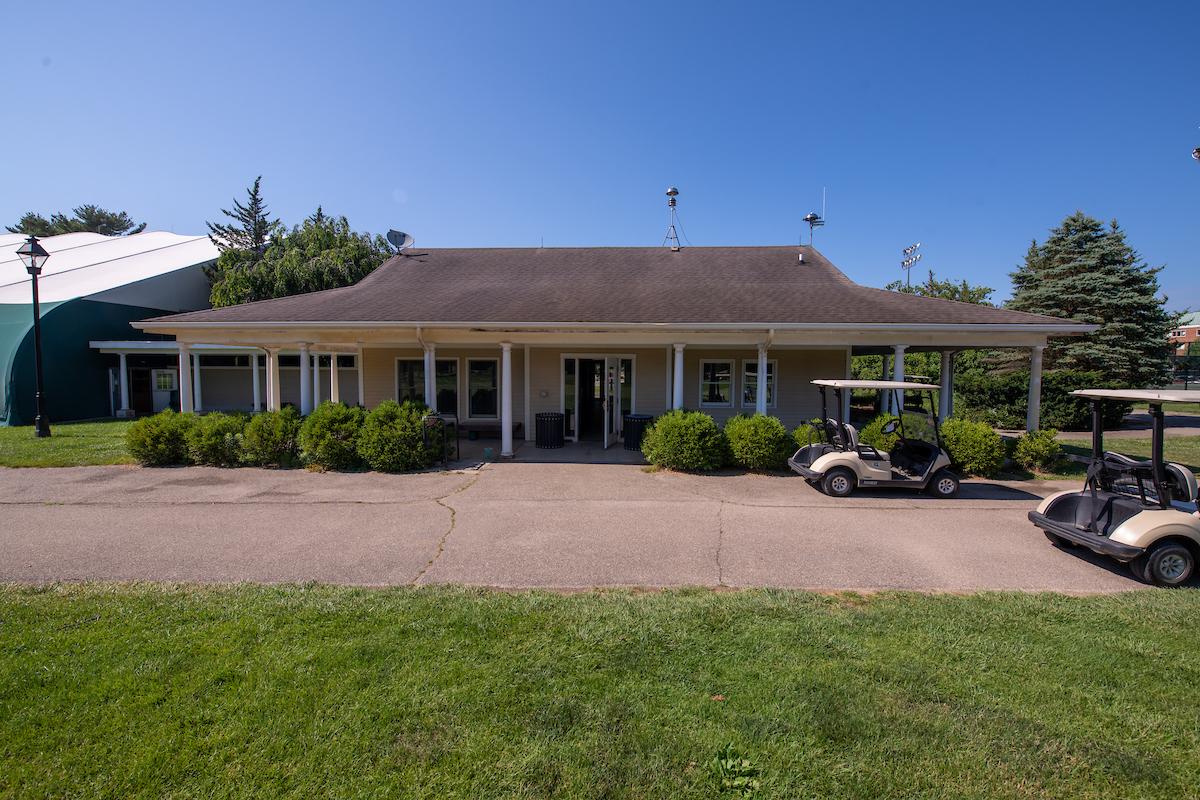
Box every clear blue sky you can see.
[5,1,1197,308]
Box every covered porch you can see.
[127,322,1064,458]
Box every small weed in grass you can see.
[711,743,762,796]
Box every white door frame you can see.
[559,352,637,444]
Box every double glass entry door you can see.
[563,355,633,447]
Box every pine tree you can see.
[1008,211,1176,386]
[206,176,279,254]
[7,205,146,236]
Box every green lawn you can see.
[1133,402,1200,415]
[2,585,1199,799]
[0,419,133,467]
[1034,435,1200,481]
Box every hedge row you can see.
[955,368,1130,431]
[641,407,1049,478]
[125,401,445,472]
[643,411,811,472]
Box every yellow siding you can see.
[358,344,845,432]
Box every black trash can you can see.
[623,414,654,451]
[535,412,565,449]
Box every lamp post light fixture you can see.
[15,235,52,437]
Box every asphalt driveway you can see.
[0,463,1164,592]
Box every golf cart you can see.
[1028,389,1200,586]
[788,379,959,498]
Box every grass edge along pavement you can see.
[0,419,134,467]
[1,583,1198,799]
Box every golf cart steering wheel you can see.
[881,418,901,437]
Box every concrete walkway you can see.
[0,463,1172,592]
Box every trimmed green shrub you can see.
[357,400,439,472]
[941,418,1004,477]
[299,401,365,470]
[125,409,197,466]
[185,412,248,466]
[858,414,900,452]
[792,418,825,449]
[724,414,792,471]
[955,369,1129,431]
[1014,428,1063,472]
[242,407,302,467]
[641,410,727,472]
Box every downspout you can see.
[415,326,426,350]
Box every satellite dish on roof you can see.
[387,230,414,252]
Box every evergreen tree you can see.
[7,205,146,236]
[207,211,393,307]
[1008,211,1176,386]
[206,176,279,254]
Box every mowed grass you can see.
[2,586,1199,799]
[0,419,133,467]
[1038,435,1200,481]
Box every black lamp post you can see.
[15,236,51,437]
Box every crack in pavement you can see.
[410,473,482,585]
[716,501,727,587]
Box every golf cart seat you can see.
[1100,452,1198,504]
[1040,490,1145,537]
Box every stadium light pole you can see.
[15,236,52,437]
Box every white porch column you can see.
[312,355,322,406]
[755,344,768,415]
[524,344,532,441]
[1027,345,1045,432]
[192,352,204,412]
[251,353,261,411]
[423,344,437,408]
[939,351,953,421]
[266,349,282,411]
[178,343,194,413]
[880,353,891,414]
[298,343,312,414]
[672,344,685,410]
[500,342,514,457]
[892,344,907,414]
[117,353,130,417]
[330,354,341,403]
[357,344,366,408]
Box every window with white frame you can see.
[396,359,458,414]
[467,359,498,418]
[742,360,777,408]
[152,369,177,392]
[699,360,733,407]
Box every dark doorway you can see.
[577,358,605,441]
[130,368,154,414]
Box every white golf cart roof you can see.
[1071,389,1200,404]
[813,379,941,390]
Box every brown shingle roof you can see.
[150,246,1078,327]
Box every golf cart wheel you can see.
[1132,541,1195,587]
[822,468,856,498]
[928,470,960,498]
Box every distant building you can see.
[0,231,216,425]
[1169,311,1200,355]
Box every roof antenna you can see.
[802,211,824,246]
[663,186,682,251]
